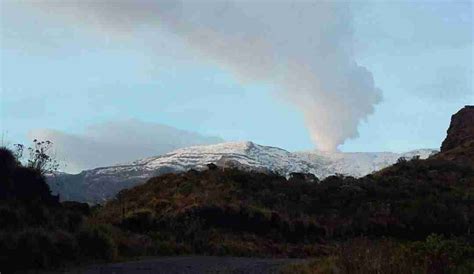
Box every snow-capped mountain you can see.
[296,149,436,178]
[48,141,436,203]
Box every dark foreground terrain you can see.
[59,256,304,274]
[0,106,473,273]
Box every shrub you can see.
[284,236,474,274]
[336,238,416,274]
[63,210,86,232]
[62,201,91,215]
[0,205,21,230]
[117,233,152,257]
[77,224,117,261]
[402,234,474,273]
[0,231,17,271]
[53,230,78,263]
[8,166,59,205]
[146,231,179,255]
[121,209,155,232]
[15,228,58,269]
[178,181,195,195]
[281,257,339,274]
[149,240,180,255]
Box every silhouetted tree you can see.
[0,144,59,204]
[14,139,59,176]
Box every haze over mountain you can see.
[30,120,224,173]
[49,142,435,203]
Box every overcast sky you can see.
[1,0,472,172]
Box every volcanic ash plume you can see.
[30,0,383,151]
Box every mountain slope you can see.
[49,141,435,203]
[296,149,435,178]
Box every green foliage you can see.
[401,234,474,273]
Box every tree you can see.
[14,139,59,176]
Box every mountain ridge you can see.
[49,141,436,203]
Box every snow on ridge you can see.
[85,142,437,179]
[50,141,438,203]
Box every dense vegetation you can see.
[0,147,107,272]
[89,157,474,272]
[282,235,473,274]
[1,142,473,272]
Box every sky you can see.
[0,0,472,173]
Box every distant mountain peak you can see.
[48,141,436,203]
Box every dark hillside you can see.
[1,106,473,273]
[89,106,474,271]
[96,158,473,244]
[0,148,98,272]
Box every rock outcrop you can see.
[441,106,474,152]
[437,105,474,165]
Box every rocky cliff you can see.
[441,106,474,151]
[437,105,474,165]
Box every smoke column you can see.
[30,0,382,151]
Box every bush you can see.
[178,181,195,195]
[15,228,58,269]
[121,209,155,232]
[283,236,474,274]
[402,234,474,273]
[117,233,152,257]
[145,231,181,255]
[0,229,81,271]
[0,205,21,230]
[12,166,58,204]
[281,257,339,274]
[150,240,180,255]
[336,238,415,274]
[77,224,117,261]
[53,230,78,263]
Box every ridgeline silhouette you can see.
[0,106,473,272]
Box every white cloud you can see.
[28,120,223,173]
[26,0,383,151]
